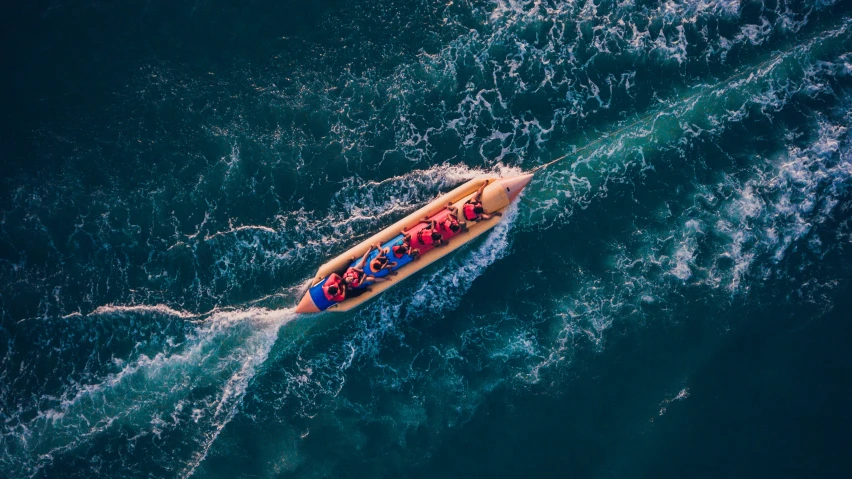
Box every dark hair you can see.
[474,205,484,214]
[403,234,412,243]
[431,231,442,241]
[327,285,338,295]
[449,223,460,232]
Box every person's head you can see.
[403,233,412,244]
[327,285,338,295]
[449,223,461,233]
[474,205,484,215]
[431,231,442,242]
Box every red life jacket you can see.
[392,244,407,258]
[440,214,459,234]
[343,267,364,288]
[463,202,481,221]
[417,229,438,246]
[323,274,346,302]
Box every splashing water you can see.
[3,0,852,477]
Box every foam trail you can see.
[5,307,295,477]
[88,303,198,319]
[533,108,852,377]
[525,21,852,226]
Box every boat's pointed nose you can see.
[501,173,534,202]
[295,290,320,314]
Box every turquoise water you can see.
[2,0,852,477]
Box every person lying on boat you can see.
[344,245,391,290]
[418,213,460,245]
[322,273,347,302]
[369,242,399,275]
[392,237,420,261]
[463,179,503,222]
[415,222,445,248]
[438,202,465,235]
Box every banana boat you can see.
[295,173,533,313]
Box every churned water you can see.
[2,0,852,477]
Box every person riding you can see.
[322,273,346,302]
[370,242,398,275]
[462,179,502,222]
[438,202,464,236]
[392,235,420,260]
[415,215,454,246]
[343,245,373,289]
[415,221,445,248]
[344,245,392,292]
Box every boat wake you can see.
[1,307,295,477]
[2,0,852,476]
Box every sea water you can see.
[2,0,852,477]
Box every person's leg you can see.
[471,179,489,202]
[382,263,398,275]
[355,246,373,269]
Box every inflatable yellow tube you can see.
[296,173,533,313]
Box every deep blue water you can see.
[2,0,852,477]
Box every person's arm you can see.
[454,214,468,231]
[372,243,389,260]
[418,219,438,230]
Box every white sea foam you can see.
[88,303,198,319]
[4,2,852,476]
[659,387,691,416]
[3,307,295,477]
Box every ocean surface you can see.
[2,0,852,477]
